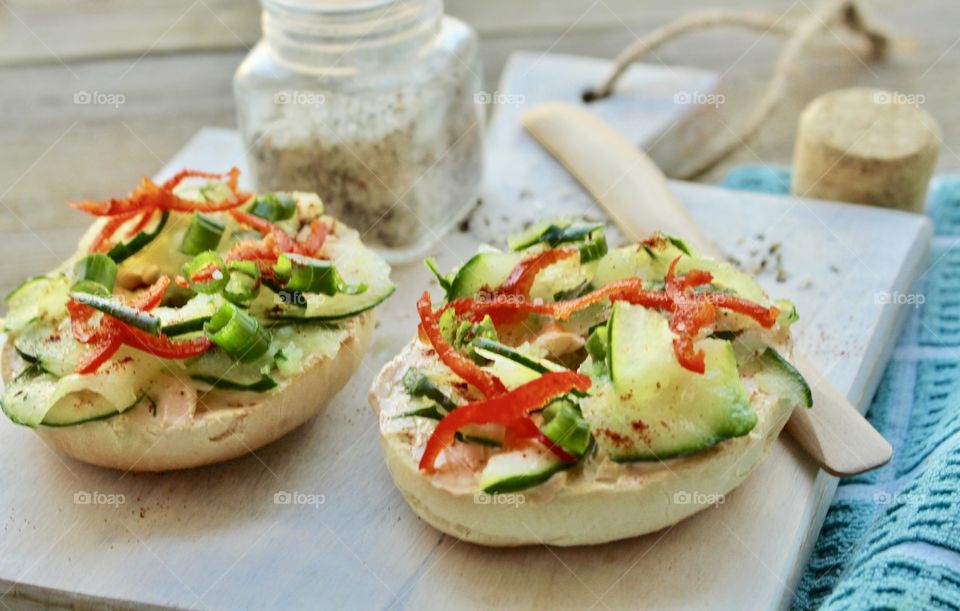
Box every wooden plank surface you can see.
[0,114,929,608]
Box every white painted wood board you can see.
[0,55,931,610]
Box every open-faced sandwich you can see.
[1,169,393,471]
[369,219,810,546]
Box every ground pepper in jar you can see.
[235,0,484,262]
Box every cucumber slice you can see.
[13,318,87,376]
[741,347,812,408]
[107,211,169,263]
[508,220,560,251]
[186,347,273,387]
[478,446,568,493]
[43,394,152,427]
[156,294,223,336]
[262,230,395,321]
[0,364,146,427]
[676,256,767,305]
[458,423,505,448]
[191,374,277,392]
[162,317,210,336]
[472,342,560,391]
[3,275,70,333]
[447,251,521,300]
[1,366,59,427]
[472,338,563,375]
[3,348,164,427]
[590,302,757,461]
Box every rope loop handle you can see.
[584,0,892,179]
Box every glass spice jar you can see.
[234,0,484,262]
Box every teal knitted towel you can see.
[722,166,960,610]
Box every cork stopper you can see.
[791,87,940,212]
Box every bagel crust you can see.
[4,311,374,472]
[369,338,797,547]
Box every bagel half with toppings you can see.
[1,169,393,471]
[369,220,810,546]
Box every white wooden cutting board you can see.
[0,55,931,610]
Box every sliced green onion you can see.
[204,302,271,362]
[396,405,444,420]
[247,193,297,222]
[190,373,277,392]
[181,251,229,295]
[424,258,452,293]
[274,254,366,296]
[540,222,605,247]
[222,260,261,304]
[69,291,162,335]
[161,316,211,336]
[509,220,606,251]
[578,234,608,263]
[107,211,169,263]
[668,236,692,256]
[541,401,592,456]
[73,254,117,294]
[180,213,225,256]
[402,368,458,414]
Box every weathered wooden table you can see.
[1,0,958,285]
[0,1,956,609]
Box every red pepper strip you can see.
[90,210,139,253]
[146,178,251,213]
[417,291,507,398]
[189,262,221,284]
[232,211,329,258]
[449,278,671,323]
[501,249,578,297]
[75,332,123,374]
[126,208,159,235]
[419,371,591,473]
[297,219,328,256]
[161,167,240,193]
[68,276,208,373]
[66,277,168,343]
[224,239,279,264]
[503,416,578,463]
[230,210,299,254]
[664,258,715,375]
[119,324,212,359]
[128,276,170,311]
[705,293,779,328]
[70,172,249,217]
[66,300,99,344]
[75,321,212,374]
[485,248,578,325]
[223,239,284,281]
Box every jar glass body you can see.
[234,1,484,262]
